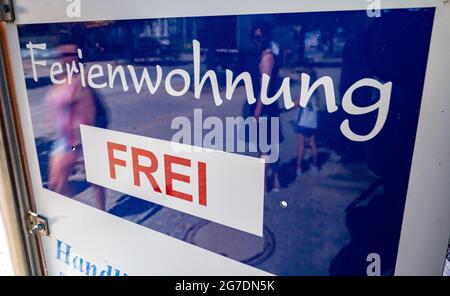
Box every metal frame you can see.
[0,23,45,275]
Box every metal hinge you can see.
[27,211,49,236]
[0,0,14,22]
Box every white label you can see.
[80,125,265,236]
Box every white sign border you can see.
[3,0,450,275]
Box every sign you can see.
[81,125,265,236]
[8,0,449,276]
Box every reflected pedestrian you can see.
[46,44,107,210]
[250,23,282,192]
[295,70,320,176]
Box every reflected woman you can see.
[249,23,282,193]
[46,44,106,210]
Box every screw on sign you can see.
[0,2,14,22]
[0,4,10,14]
